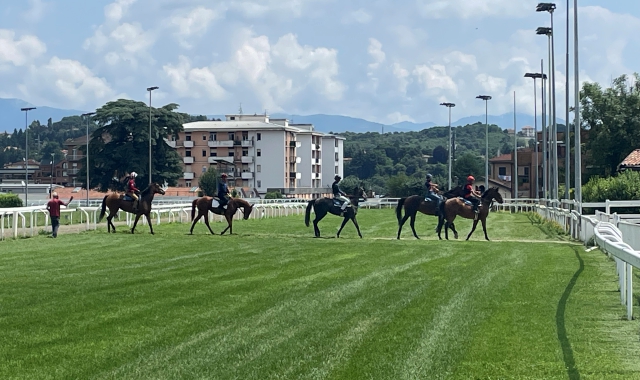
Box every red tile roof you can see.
[489,154,512,162]
[620,149,640,168]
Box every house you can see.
[617,149,640,172]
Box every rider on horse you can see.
[424,173,442,213]
[332,175,350,215]
[463,175,482,215]
[217,173,230,209]
[126,172,140,212]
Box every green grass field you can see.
[1,210,640,379]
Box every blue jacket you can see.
[217,181,229,198]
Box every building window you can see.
[335,139,338,147]
[335,166,339,174]
[202,150,206,157]
[524,167,530,176]
[499,167,506,176]
[228,151,234,157]
[186,181,191,187]
[230,116,235,120]
[257,149,261,157]
[209,132,216,141]
[257,133,261,141]
[228,132,235,141]
[335,153,338,161]
[257,165,261,172]
[186,134,192,141]
[257,180,261,188]
[186,150,191,157]
[242,148,248,156]
[242,131,248,140]
[202,166,207,173]
[210,150,217,157]
[202,135,206,140]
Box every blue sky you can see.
[0,0,637,124]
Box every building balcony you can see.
[242,140,253,147]
[208,140,234,147]
[68,168,79,175]
[313,172,321,179]
[241,156,253,163]
[289,172,302,179]
[241,172,253,179]
[167,140,177,148]
[289,141,301,148]
[184,172,194,180]
[183,140,194,148]
[335,146,339,153]
[183,156,194,164]
[314,144,321,150]
[67,155,85,162]
[288,156,301,164]
[208,156,234,164]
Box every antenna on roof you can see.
[264,109,268,116]
[238,103,243,115]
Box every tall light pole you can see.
[50,153,54,199]
[440,102,456,189]
[147,86,159,185]
[540,60,548,199]
[513,91,518,201]
[525,72,546,199]
[537,25,554,199]
[476,95,492,190]
[574,0,582,212]
[82,112,96,206]
[564,0,570,200]
[537,2,558,200]
[20,106,35,206]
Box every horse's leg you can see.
[436,216,444,240]
[220,214,232,235]
[203,213,216,235]
[481,217,489,241]
[444,221,449,240]
[466,219,479,241]
[145,213,154,235]
[313,210,325,237]
[351,215,363,238]
[450,222,459,239]
[106,214,113,233]
[409,214,419,240]
[131,214,142,234]
[397,213,411,240]
[189,213,203,234]
[336,215,350,238]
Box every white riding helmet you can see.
[130,172,138,178]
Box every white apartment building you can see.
[168,114,344,199]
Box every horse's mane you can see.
[481,186,498,199]
[232,197,252,207]
[140,184,153,197]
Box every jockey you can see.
[425,173,442,214]
[332,175,350,215]
[463,175,482,214]
[127,172,140,211]
[217,173,230,209]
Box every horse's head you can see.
[357,184,367,201]
[482,187,503,204]
[150,182,166,195]
[241,201,254,220]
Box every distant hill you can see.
[0,98,86,132]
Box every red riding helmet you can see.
[221,173,228,178]
[467,175,475,182]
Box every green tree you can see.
[80,99,185,191]
[431,145,448,164]
[453,152,484,185]
[198,166,219,196]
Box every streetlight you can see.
[574,0,582,212]
[50,153,54,199]
[536,2,558,200]
[564,0,571,200]
[476,95,492,190]
[440,102,456,189]
[82,112,96,206]
[536,26,554,200]
[20,106,35,205]
[147,86,159,185]
[524,72,547,199]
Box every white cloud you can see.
[386,112,415,124]
[367,38,385,71]
[389,25,428,48]
[392,63,410,94]
[22,57,117,108]
[475,73,507,93]
[342,9,372,24]
[163,56,226,100]
[0,29,46,66]
[416,0,535,19]
[105,0,137,23]
[413,64,457,93]
[23,0,48,23]
[228,0,328,18]
[169,6,220,48]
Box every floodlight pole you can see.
[147,86,159,185]
[476,95,492,190]
[440,102,456,189]
[21,106,36,205]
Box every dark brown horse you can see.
[98,182,166,234]
[189,196,254,235]
[436,187,504,241]
[305,186,366,238]
[396,185,465,239]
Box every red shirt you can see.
[47,199,65,217]
[464,184,473,198]
[128,179,138,192]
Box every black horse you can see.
[304,186,367,238]
[396,185,465,239]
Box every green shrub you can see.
[264,191,283,199]
[582,170,640,213]
[0,193,23,208]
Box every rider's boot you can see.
[132,200,138,212]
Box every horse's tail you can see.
[305,199,316,227]
[439,199,446,218]
[396,197,406,225]
[191,199,198,221]
[98,195,108,222]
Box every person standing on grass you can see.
[46,192,73,238]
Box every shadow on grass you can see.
[556,246,584,380]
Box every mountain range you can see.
[0,97,565,135]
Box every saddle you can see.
[121,194,135,202]
[458,196,481,209]
[211,196,228,209]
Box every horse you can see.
[304,186,367,238]
[395,185,465,240]
[189,196,254,235]
[98,182,166,234]
[435,187,504,241]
